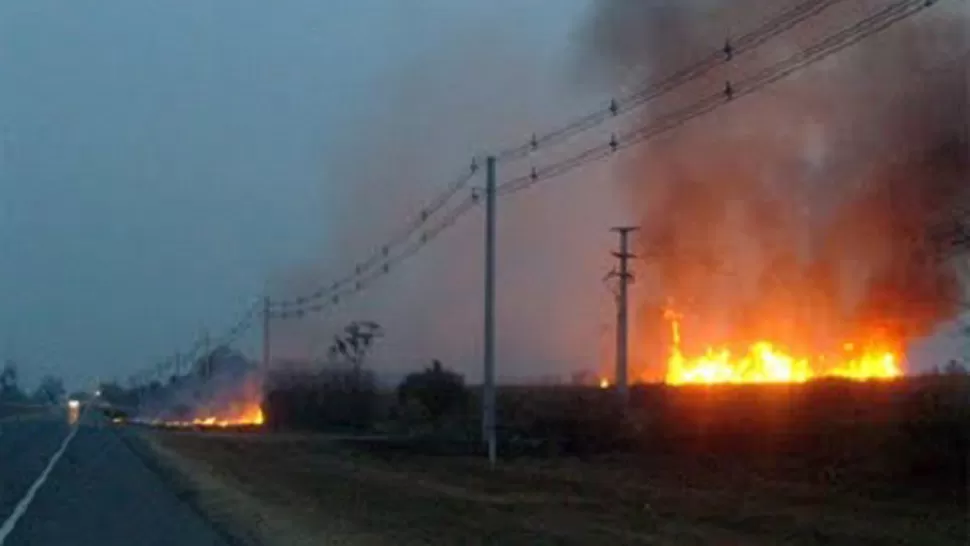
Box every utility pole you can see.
[483,155,497,466]
[174,352,182,377]
[262,296,272,372]
[610,226,638,403]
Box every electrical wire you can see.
[499,0,943,196]
[271,160,480,309]
[271,192,480,318]
[139,0,952,384]
[267,0,879,311]
[136,300,261,386]
[627,42,970,269]
[492,0,859,163]
[273,0,948,319]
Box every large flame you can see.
[663,308,901,385]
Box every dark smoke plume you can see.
[578,0,968,373]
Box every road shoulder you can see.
[126,429,328,546]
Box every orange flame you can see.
[165,403,264,428]
[663,308,901,385]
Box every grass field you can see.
[142,378,968,545]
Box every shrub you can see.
[264,366,378,432]
[397,360,469,431]
[496,387,636,457]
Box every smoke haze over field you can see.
[2,1,966,389]
[264,1,627,383]
[270,0,970,382]
[578,0,969,377]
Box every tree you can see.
[943,359,967,375]
[328,321,383,370]
[0,362,16,390]
[0,361,26,403]
[31,375,65,405]
[398,360,469,429]
[68,391,92,404]
[98,381,136,409]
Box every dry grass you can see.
[139,432,374,546]
[143,429,967,546]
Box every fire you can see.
[599,377,610,389]
[164,403,264,428]
[663,308,901,385]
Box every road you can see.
[0,408,229,546]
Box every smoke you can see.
[577,0,968,372]
[268,2,620,382]
[138,347,261,422]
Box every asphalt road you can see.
[0,409,229,546]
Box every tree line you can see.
[0,360,67,405]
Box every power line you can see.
[140,0,950,384]
[499,0,942,197]
[134,300,261,386]
[267,0,868,313]
[271,192,480,319]
[492,0,858,163]
[271,159,480,310]
[210,303,260,348]
[626,44,970,269]
[268,0,945,320]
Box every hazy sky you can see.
[0,1,618,389]
[2,1,965,391]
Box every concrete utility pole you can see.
[483,155,497,467]
[262,296,272,373]
[610,226,638,403]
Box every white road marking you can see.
[0,421,81,544]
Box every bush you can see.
[264,366,378,432]
[496,387,636,457]
[98,382,139,410]
[397,360,469,431]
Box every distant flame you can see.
[164,403,264,428]
[599,377,610,389]
[663,308,901,385]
